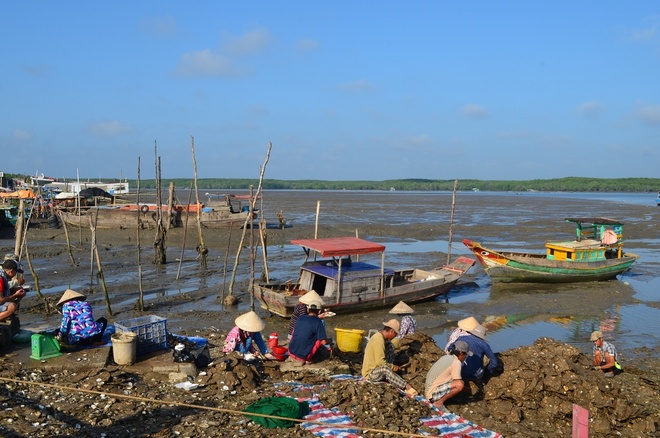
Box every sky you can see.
[1,2,659,181]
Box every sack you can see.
[191,344,212,368]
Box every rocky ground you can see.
[0,331,658,437]
[1,191,659,436]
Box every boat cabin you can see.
[545,217,625,262]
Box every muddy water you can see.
[8,190,659,366]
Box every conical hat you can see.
[57,289,86,307]
[457,316,488,340]
[299,290,324,305]
[389,301,413,314]
[235,311,266,332]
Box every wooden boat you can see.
[463,217,639,283]
[58,206,167,230]
[57,194,257,230]
[184,194,257,229]
[252,236,476,317]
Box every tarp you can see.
[291,237,386,257]
[0,189,36,199]
[79,187,114,198]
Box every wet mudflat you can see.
[1,190,659,436]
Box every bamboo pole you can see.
[447,178,458,265]
[166,181,175,231]
[59,212,76,266]
[314,200,320,239]
[90,209,112,316]
[136,157,144,312]
[228,142,272,301]
[176,184,194,281]
[248,186,256,310]
[190,136,208,270]
[23,241,51,314]
[13,199,25,257]
[221,223,233,303]
[153,147,167,265]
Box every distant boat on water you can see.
[656,191,660,206]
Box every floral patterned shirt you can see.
[59,300,102,344]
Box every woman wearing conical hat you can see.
[389,301,415,339]
[287,290,327,340]
[223,311,274,359]
[55,289,107,347]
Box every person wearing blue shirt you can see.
[288,300,332,365]
[446,317,498,383]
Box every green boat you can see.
[463,217,639,283]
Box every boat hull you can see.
[253,256,476,318]
[463,239,638,283]
[58,208,164,230]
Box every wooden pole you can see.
[23,241,51,314]
[59,212,76,266]
[166,181,175,231]
[228,142,272,301]
[447,178,458,265]
[13,199,25,257]
[190,136,207,270]
[153,146,167,265]
[90,209,112,316]
[314,200,320,239]
[249,185,256,310]
[221,223,233,303]
[136,157,144,312]
[176,184,194,281]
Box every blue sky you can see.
[2,2,659,181]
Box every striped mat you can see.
[274,375,501,437]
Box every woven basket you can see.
[334,328,366,353]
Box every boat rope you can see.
[0,376,437,437]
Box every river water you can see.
[251,190,660,364]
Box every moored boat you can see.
[57,206,167,230]
[463,217,639,283]
[253,236,476,317]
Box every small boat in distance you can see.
[656,191,660,206]
[253,236,476,317]
[463,217,639,283]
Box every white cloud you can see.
[173,49,240,77]
[337,80,376,93]
[634,103,660,126]
[296,38,320,53]
[576,101,606,118]
[461,104,489,118]
[140,16,179,38]
[628,25,658,42]
[86,120,133,137]
[13,129,34,142]
[21,65,51,76]
[222,28,271,56]
[173,28,270,78]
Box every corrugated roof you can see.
[290,237,386,257]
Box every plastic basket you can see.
[334,328,366,353]
[115,315,168,355]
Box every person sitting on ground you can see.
[288,290,326,340]
[288,299,333,364]
[3,254,25,292]
[425,340,472,411]
[223,311,274,359]
[446,316,498,383]
[389,301,416,343]
[56,289,107,347]
[362,318,418,396]
[0,259,27,322]
[590,330,621,377]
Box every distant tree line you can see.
[124,177,660,192]
[5,174,659,192]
